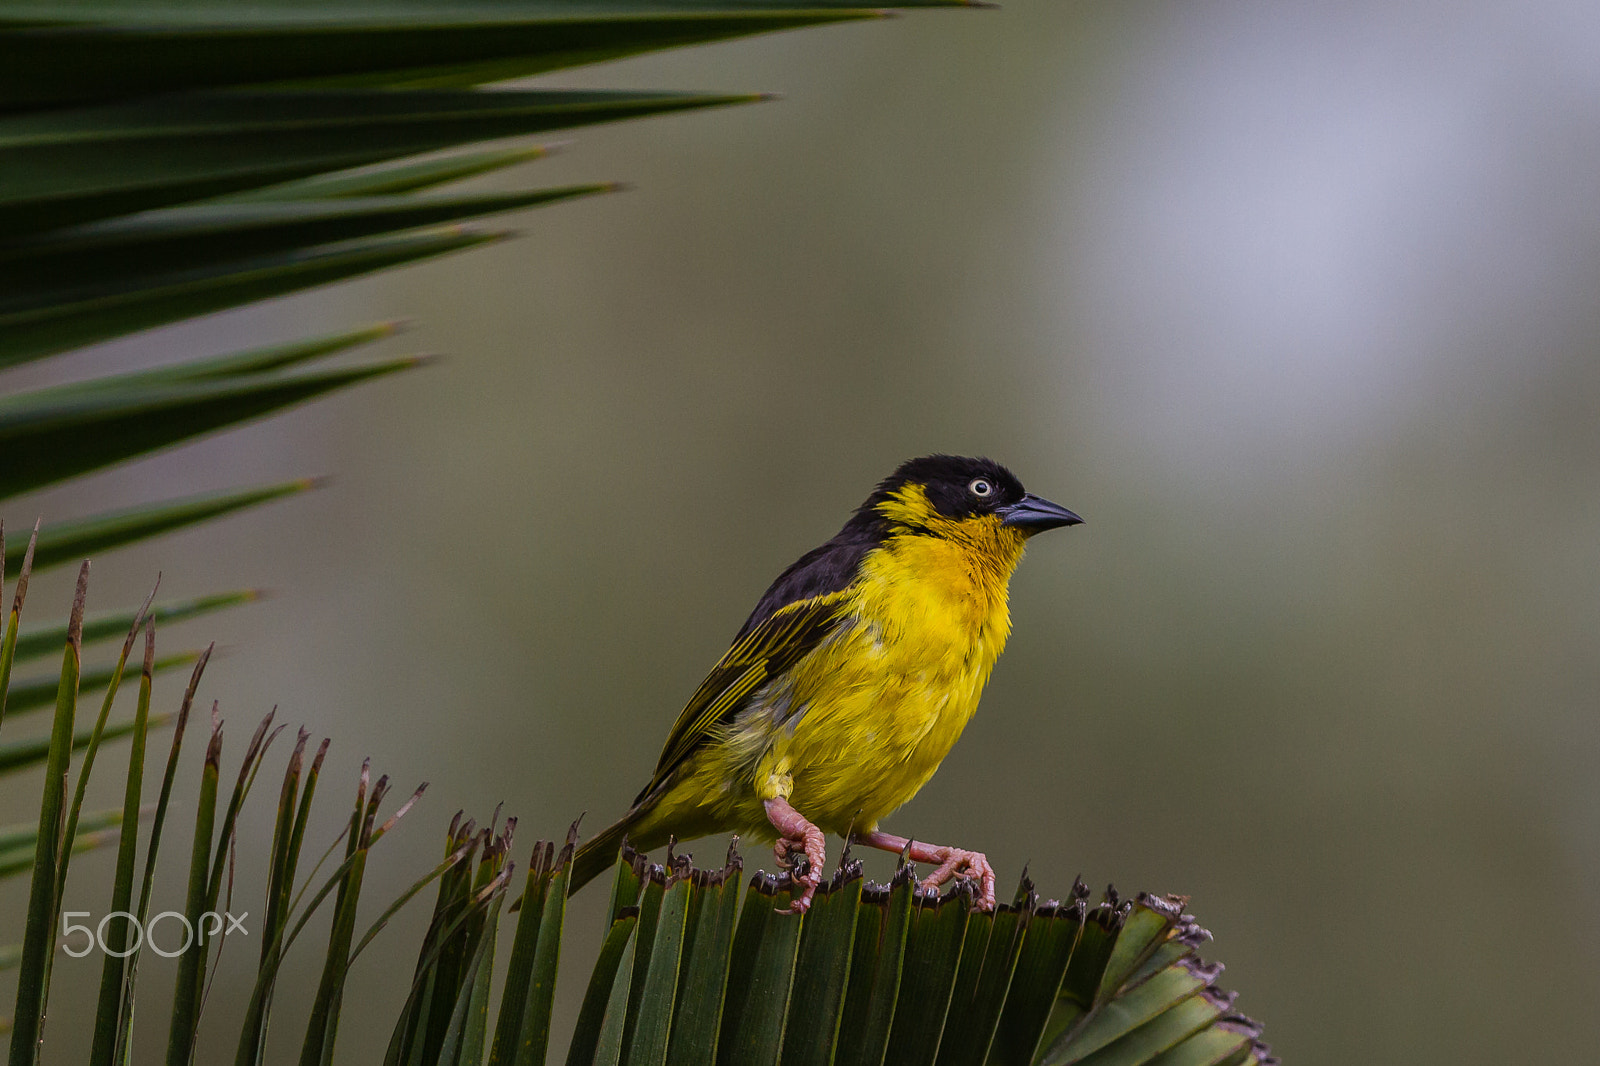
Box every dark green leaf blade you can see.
[1057,890,1119,1015]
[608,846,646,923]
[0,822,128,880]
[229,145,556,202]
[0,88,761,237]
[0,522,35,732]
[56,586,156,911]
[883,884,972,1065]
[4,480,320,574]
[664,851,741,1066]
[1095,897,1186,1006]
[585,917,641,1066]
[1066,991,1235,1066]
[87,621,155,1066]
[833,866,915,1066]
[716,874,802,1066]
[987,891,1085,1066]
[1121,940,1202,997]
[491,840,554,1066]
[510,840,572,1066]
[0,0,974,25]
[163,715,222,1066]
[626,869,692,1066]
[378,818,481,1066]
[1040,960,1222,1066]
[439,888,509,1066]
[779,862,863,1066]
[933,882,1031,1066]
[1141,1020,1261,1066]
[1,186,617,311]
[4,653,199,719]
[234,729,313,1066]
[0,711,171,774]
[620,864,669,1059]
[0,5,991,107]
[0,359,421,499]
[0,807,126,853]
[16,592,257,662]
[564,912,640,1066]
[3,322,402,405]
[121,649,209,1066]
[0,230,487,370]
[488,830,573,1066]
[8,564,84,1066]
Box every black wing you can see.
[636,528,878,805]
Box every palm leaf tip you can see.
[3,481,322,571]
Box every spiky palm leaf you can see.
[0,0,971,564]
[0,3,1279,1064]
[393,841,1279,1066]
[0,561,1276,1063]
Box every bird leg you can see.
[763,797,826,914]
[852,830,997,911]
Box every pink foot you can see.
[764,797,826,914]
[853,830,997,911]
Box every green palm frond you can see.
[0,0,960,591]
[1,355,423,497]
[15,592,257,662]
[478,842,1276,1066]
[0,4,1280,1065]
[0,563,1276,1066]
[3,483,319,574]
[0,0,982,680]
[1,652,197,719]
[0,2,971,110]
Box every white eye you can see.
[969,478,993,498]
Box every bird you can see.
[569,455,1081,912]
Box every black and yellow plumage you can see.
[571,455,1081,910]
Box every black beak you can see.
[999,493,1083,534]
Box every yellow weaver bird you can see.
[571,455,1081,911]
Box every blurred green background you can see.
[9,0,1600,1062]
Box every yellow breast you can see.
[757,509,1029,834]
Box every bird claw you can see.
[764,797,827,915]
[774,845,824,914]
[916,847,997,911]
[850,831,999,912]
[775,883,816,914]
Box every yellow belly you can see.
[766,619,998,835]
[634,523,1025,847]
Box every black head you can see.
[855,454,1082,535]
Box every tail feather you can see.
[569,816,632,896]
